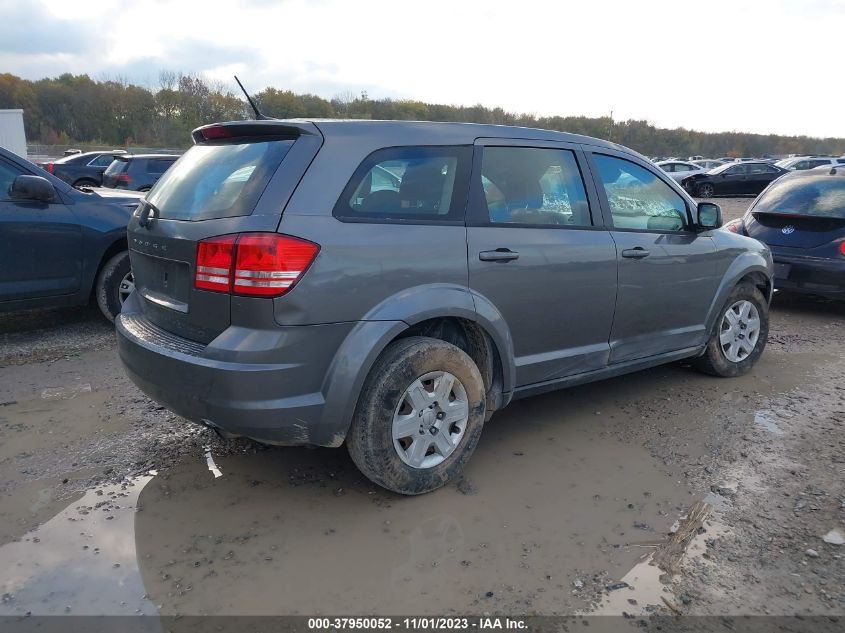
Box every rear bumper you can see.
[116,295,355,446]
[771,252,845,297]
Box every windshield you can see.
[145,139,294,221]
[753,176,845,219]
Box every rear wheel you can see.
[696,182,715,198]
[693,283,768,377]
[346,336,486,495]
[95,251,133,322]
[74,179,98,189]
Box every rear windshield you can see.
[145,140,294,221]
[754,176,845,219]
[105,158,129,174]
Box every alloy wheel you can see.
[719,300,761,362]
[118,272,135,305]
[392,371,469,469]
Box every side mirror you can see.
[10,175,57,203]
[697,202,722,230]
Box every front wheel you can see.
[346,336,486,495]
[693,283,768,377]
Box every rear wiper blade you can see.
[138,199,161,228]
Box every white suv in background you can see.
[776,156,845,171]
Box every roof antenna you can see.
[234,75,269,120]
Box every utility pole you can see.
[608,110,614,142]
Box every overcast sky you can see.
[2,0,843,138]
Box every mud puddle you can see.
[0,473,157,616]
[0,423,691,616]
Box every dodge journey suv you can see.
[117,120,773,495]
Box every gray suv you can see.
[116,120,773,495]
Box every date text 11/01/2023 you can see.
[307,617,528,630]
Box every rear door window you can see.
[749,163,775,174]
[89,154,117,167]
[334,146,470,222]
[146,140,294,221]
[593,154,689,231]
[479,146,592,227]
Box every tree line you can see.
[1,71,843,158]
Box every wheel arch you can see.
[703,251,773,336]
[89,237,128,300]
[317,285,516,447]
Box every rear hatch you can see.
[745,173,845,248]
[102,156,130,188]
[126,121,323,343]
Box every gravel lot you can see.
[0,198,842,625]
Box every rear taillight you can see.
[724,219,742,234]
[194,233,319,297]
[195,235,237,293]
[46,163,54,174]
[839,241,845,257]
[116,173,132,186]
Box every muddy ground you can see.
[0,197,843,625]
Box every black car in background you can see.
[38,150,127,188]
[0,146,144,321]
[724,166,845,298]
[683,161,787,197]
[102,154,179,191]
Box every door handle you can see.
[479,249,519,262]
[621,247,650,259]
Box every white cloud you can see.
[2,0,843,138]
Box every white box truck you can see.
[0,109,27,158]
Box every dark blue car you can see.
[0,146,144,321]
[725,166,845,298]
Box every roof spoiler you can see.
[191,120,321,144]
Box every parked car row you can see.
[38,150,180,191]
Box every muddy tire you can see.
[95,251,132,322]
[693,283,768,377]
[347,336,486,495]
